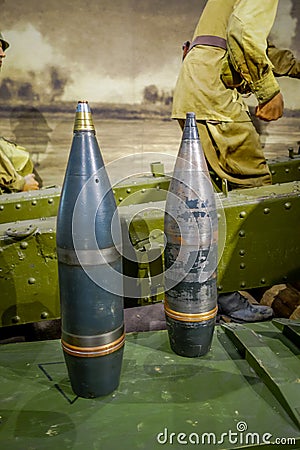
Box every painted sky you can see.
[0,0,299,106]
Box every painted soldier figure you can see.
[0,33,39,193]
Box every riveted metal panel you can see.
[0,187,61,224]
[0,217,59,326]
[217,181,300,293]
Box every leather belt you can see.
[183,34,227,60]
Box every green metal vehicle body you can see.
[0,150,300,327]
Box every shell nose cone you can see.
[74,100,95,132]
[76,100,91,113]
[186,112,196,119]
[182,111,199,140]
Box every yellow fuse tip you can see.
[73,100,95,132]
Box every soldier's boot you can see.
[218,291,274,322]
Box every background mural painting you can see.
[0,0,299,186]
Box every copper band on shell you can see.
[61,332,125,358]
[164,301,218,323]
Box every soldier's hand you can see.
[22,173,39,191]
[255,92,284,122]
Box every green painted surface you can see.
[1,181,300,326]
[0,160,300,326]
[268,154,300,185]
[0,217,59,326]
[119,181,300,296]
[273,319,300,348]
[1,153,299,224]
[222,323,300,428]
[0,322,299,449]
[0,187,61,224]
[217,181,300,292]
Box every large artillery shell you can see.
[56,101,124,397]
[164,112,218,357]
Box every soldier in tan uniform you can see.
[0,33,39,193]
[172,0,299,321]
[172,0,284,189]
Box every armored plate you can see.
[0,217,58,326]
[0,157,300,327]
[0,187,61,224]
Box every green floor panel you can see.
[0,323,299,449]
[221,323,300,428]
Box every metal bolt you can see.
[239,211,247,218]
[141,189,146,193]
[239,230,246,237]
[48,198,53,204]
[0,205,4,211]
[261,278,266,284]
[31,200,37,206]
[126,188,131,194]
[20,242,28,249]
[263,208,270,214]
[284,202,292,210]
[285,168,290,173]
[41,312,49,319]
[240,282,246,288]
[118,197,123,202]
[240,263,246,269]
[217,285,223,291]
[271,170,276,175]
[11,316,21,324]
[15,203,21,209]
[28,277,36,285]
[239,249,245,256]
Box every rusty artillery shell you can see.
[56,101,124,397]
[164,112,218,357]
